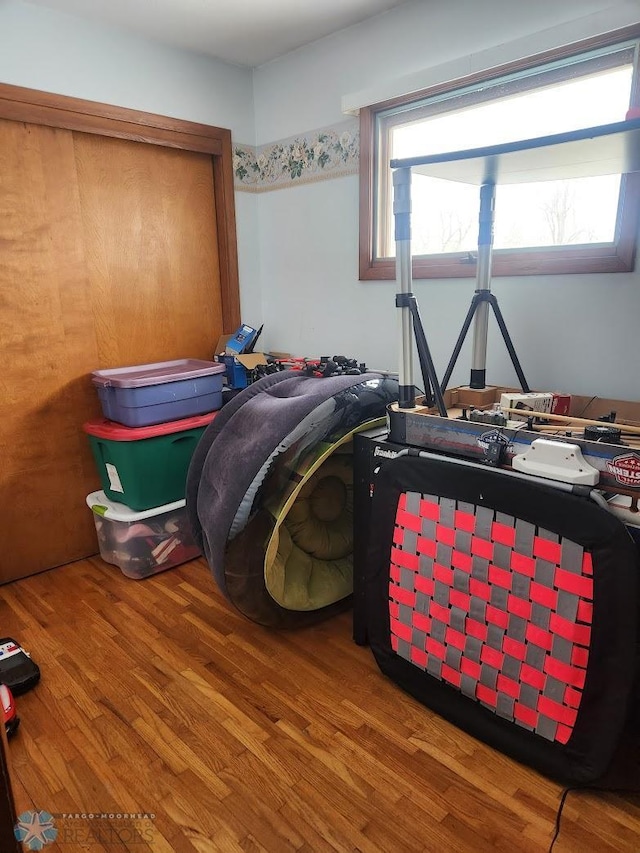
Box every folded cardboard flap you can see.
[214,335,269,367]
[236,353,269,369]
[215,334,232,355]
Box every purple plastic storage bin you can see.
[92,359,225,427]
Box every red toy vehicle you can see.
[0,683,19,738]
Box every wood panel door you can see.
[0,117,230,583]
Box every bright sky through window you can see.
[388,67,633,254]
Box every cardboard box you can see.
[499,392,553,421]
[551,393,572,416]
[214,325,269,390]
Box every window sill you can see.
[360,244,636,280]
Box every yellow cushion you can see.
[265,452,354,611]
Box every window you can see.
[359,27,640,280]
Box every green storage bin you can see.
[83,412,216,511]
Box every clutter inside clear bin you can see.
[87,492,200,579]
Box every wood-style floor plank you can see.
[1,556,638,852]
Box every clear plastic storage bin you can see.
[87,490,200,579]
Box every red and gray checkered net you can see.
[389,492,594,744]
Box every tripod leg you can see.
[409,298,448,417]
[489,295,530,393]
[469,183,495,389]
[393,168,416,409]
[440,293,481,393]
[416,340,435,408]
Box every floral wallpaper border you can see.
[233,118,359,192]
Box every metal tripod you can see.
[393,167,448,416]
[439,182,530,394]
[393,170,529,410]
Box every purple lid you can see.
[91,359,225,388]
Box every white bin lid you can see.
[86,490,186,521]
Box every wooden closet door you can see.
[0,119,225,582]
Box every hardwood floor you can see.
[1,556,638,852]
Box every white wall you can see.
[2,0,639,399]
[253,0,640,400]
[0,0,262,327]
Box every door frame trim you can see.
[0,82,241,331]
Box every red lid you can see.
[83,411,216,441]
